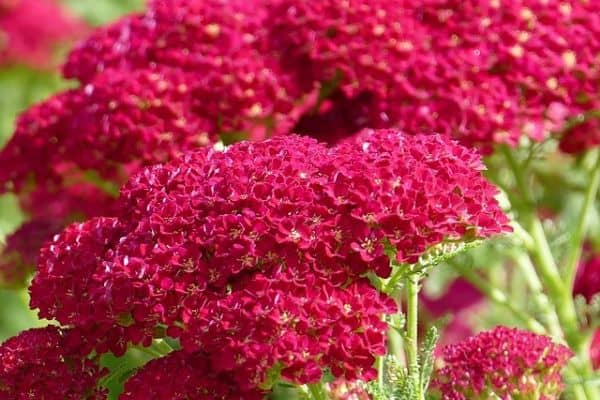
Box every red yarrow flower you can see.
[30,131,508,390]
[0,0,86,68]
[0,66,216,192]
[268,0,600,152]
[333,129,511,264]
[0,326,106,400]
[573,252,600,303]
[431,326,573,400]
[62,0,296,133]
[120,351,264,400]
[0,183,117,288]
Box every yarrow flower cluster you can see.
[269,0,600,152]
[120,351,263,400]
[0,183,116,287]
[27,130,509,394]
[0,326,107,400]
[0,0,85,68]
[1,66,215,190]
[431,326,573,400]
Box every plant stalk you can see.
[501,146,599,400]
[564,149,600,288]
[306,382,329,400]
[405,273,423,400]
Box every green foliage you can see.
[419,327,439,395]
[0,67,68,146]
[417,240,483,272]
[367,327,440,400]
[0,194,24,239]
[99,348,155,400]
[0,290,45,341]
[62,0,144,26]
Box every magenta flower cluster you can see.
[0,0,85,68]
[0,183,117,286]
[24,130,508,396]
[432,326,573,399]
[0,326,106,400]
[270,0,600,152]
[120,350,262,400]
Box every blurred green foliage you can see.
[0,0,143,341]
[63,0,143,26]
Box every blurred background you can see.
[0,0,143,340]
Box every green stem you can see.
[502,146,599,400]
[376,356,385,393]
[564,149,600,287]
[388,326,404,362]
[528,194,586,355]
[405,273,423,400]
[510,220,535,251]
[509,251,562,337]
[306,382,328,400]
[502,147,581,346]
[383,263,406,294]
[450,261,545,333]
[137,346,165,358]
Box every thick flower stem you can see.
[564,149,600,287]
[502,147,599,400]
[405,273,423,400]
[306,382,329,400]
[376,356,385,393]
[508,250,562,337]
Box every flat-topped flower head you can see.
[0,183,116,288]
[120,351,264,400]
[30,130,508,389]
[411,0,600,151]
[268,0,424,98]
[332,129,511,264]
[0,326,106,400]
[0,0,86,68]
[62,0,295,133]
[0,66,214,192]
[431,326,573,400]
[268,0,600,151]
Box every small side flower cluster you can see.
[431,326,573,400]
[0,183,117,287]
[0,0,86,68]
[120,351,263,400]
[0,326,107,400]
[28,130,509,395]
